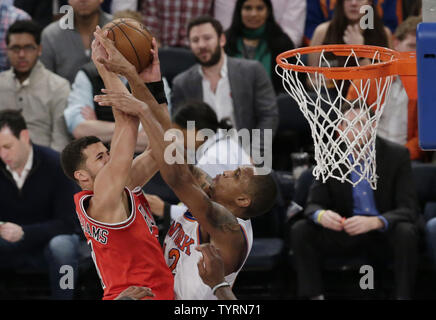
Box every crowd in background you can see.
[0,0,435,300]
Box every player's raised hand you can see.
[139,37,161,83]
[95,89,148,117]
[319,210,345,231]
[115,286,155,300]
[93,26,135,77]
[91,36,108,69]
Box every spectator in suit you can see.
[224,0,295,94]
[0,109,80,300]
[140,0,213,48]
[0,20,71,152]
[291,103,420,299]
[171,15,278,160]
[40,0,112,83]
[0,1,30,71]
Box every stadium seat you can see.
[158,47,197,87]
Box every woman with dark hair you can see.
[307,0,392,91]
[224,0,295,94]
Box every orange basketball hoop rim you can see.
[276,44,416,79]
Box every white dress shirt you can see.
[6,147,33,190]
[200,55,235,127]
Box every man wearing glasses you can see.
[0,19,71,152]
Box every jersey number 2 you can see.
[168,248,180,273]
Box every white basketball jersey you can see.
[163,211,253,300]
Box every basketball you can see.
[103,18,153,72]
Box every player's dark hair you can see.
[172,100,232,132]
[0,109,27,138]
[246,172,278,218]
[6,20,42,45]
[187,15,224,38]
[61,136,102,182]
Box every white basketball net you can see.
[276,48,396,189]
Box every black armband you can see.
[145,80,168,105]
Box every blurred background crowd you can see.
[0,0,435,300]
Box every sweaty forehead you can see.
[240,166,255,176]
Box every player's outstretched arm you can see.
[90,35,139,220]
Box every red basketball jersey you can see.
[74,187,174,300]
